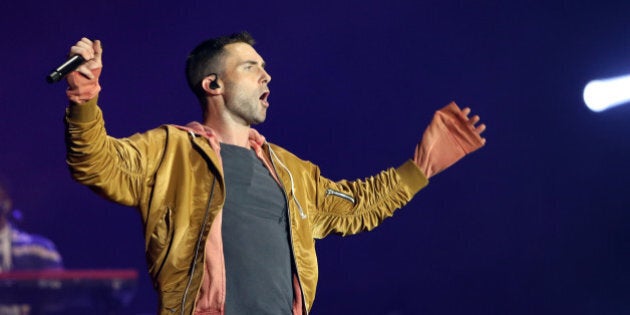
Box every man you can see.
[63,32,486,315]
[0,178,64,315]
[0,179,63,272]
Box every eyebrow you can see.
[242,60,266,68]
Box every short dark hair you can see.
[185,31,256,100]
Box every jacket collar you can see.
[173,122,267,153]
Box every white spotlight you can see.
[583,74,630,112]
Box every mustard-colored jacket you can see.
[65,98,429,314]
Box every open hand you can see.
[413,102,487,178]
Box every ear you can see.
[201,75,222,96]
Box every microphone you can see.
[46,55,86,83]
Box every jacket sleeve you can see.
[65,98,166,207]
[310,160,428,238]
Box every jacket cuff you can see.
[66,68,102,103]
[396,160,429,193]
[66,97,99,122]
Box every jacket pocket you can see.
[325,188,355,204]
[147,206,174,281]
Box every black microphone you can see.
[46,55,86,83]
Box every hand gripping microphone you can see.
[46,55,86,83]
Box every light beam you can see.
[583,74,630,112]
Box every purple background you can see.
[1,1,630,314]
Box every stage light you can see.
[583,74,630,112]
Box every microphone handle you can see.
[46,55,86,83]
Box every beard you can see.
[223,82,267,125]
[227,97,267,125]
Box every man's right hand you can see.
[66,38,103,104]
[70,38,102,79]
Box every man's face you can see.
[0,186,11,219]
[219,42,272,125]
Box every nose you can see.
[261,68,271,84]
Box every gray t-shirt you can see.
[220,143,294,315]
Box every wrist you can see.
[66,68,102,104]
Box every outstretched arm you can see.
[309,102,486,237]
[414,102,486,178]
[63,38,165,207]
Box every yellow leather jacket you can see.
[65,98,429,314]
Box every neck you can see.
[202,113,251,148]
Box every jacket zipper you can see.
[268,147,309,314]
[180,177,217,315]
[325,189,356,204]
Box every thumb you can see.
[93,40,103,65]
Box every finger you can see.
[462,107,471,117]
[69,47,92,61]
[469,115,480,125]
[76,38,95,58]
[76,39,94,52]
[475,123,486,134]
[79,37,93,45]
[70,44,94,61]
[76,64,94,80]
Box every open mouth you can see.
[259,91,270,105]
